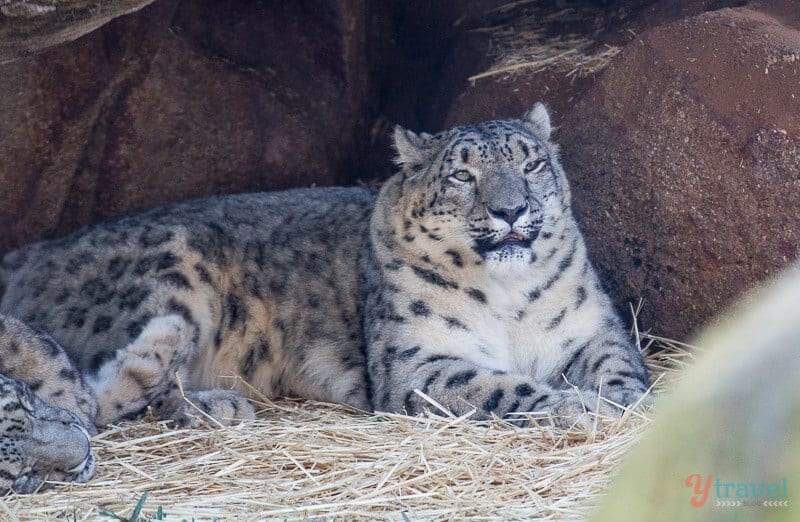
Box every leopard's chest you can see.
[397,273,603,381]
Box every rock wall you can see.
[0,0,372,252]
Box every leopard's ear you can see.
[392,125,435,169]
[522,102,552,140]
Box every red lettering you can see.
[686,474,713,507]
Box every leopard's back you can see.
[0,188,377,407]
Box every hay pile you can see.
[1,332,692,521]
[462,0,623,83]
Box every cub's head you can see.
[389,103,571,271]
[0,376,95,494]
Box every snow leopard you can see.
[0,103,649,493]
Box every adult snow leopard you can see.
[0,103,649,493]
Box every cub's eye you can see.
[448,169,474,183]
[17,388,36,414]
[524,159,547,174]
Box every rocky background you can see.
[1,0,798,339]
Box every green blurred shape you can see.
[592,266,800,522]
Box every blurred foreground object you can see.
[593,264,800,521]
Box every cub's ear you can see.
[392,125,434,169]
[522,102,552,139]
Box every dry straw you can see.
[0,315,693,521]
[463,1,623,84]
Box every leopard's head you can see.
[390,103,571,272]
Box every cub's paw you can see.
[0,376,95,494]
[152,389,256,428]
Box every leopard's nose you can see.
[487,202,528,226]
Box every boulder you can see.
[561,6,800,339]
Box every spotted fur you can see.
[0,103,648,492]
[0,316,95,494]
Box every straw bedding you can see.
[0,326,693,521]
[462,0,623,83]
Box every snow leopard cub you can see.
[0,103,648,493]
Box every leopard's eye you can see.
[449,170,474,183]
[524,159,547,174]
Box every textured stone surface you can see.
[0,0,372,253]
[561,7,800,338]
